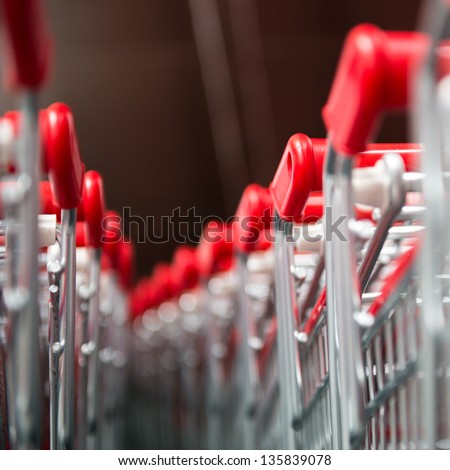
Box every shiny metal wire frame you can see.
[291,250,331,450]
[178,291,207,450]
[361,264,420,449]
[295,313,331,449]
[204,270,239,450]
[243,253,279,450]
[254,334,281,449]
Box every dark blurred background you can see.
[6,0,423,276]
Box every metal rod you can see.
[273,216,303,449]
[87,247,101,449]
[59,208,77,449]
[4,92,42,449]
[324,144,366,449]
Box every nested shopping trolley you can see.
[135,19,450,450]
[0,1,135,449]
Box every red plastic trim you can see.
[322,24,429,155]
[82,171,105,248]
[41,103,85,209]
[197,221,234,278]
[269,134,316,222]
[233,184,273,254]
[1,0,51,89]
[172,246,199,291]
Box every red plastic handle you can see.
[82,171,105,248]
[172,246,199,291]
[117,238,135,290]
[39,180,59,215]
[294,193,378,223]
[152,262,179,301]
[233,184,273,254]
[41,103,85,209]
[75,222,86,247]
[1,0,51,89]
[197,221,234,278]
[130,277,159,318]
[271,135,421,220]
[269,134,317,222]
[323,24,429,155]
[102,210,122,264]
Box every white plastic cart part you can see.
[38,214,57,247]
[247,249,275,272]
[352,160,391,210]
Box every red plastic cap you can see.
[75,222,86,247]
[152,262,178,301]
[269,134,316,222]
[197,221,234,278]
[233,184,273,254]
[1,0,51,89]
[41,103,85,209]
[172,246,199,291]
[102,210,122,265]
[323,24,429,155]
[82,171,105,248]
[117,239,135,290]
[300,192,323,222]
[130,277,158,318]
[39,181,59,216]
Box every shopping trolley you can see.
[196,221,239,449]
[0,0,51,450]
[232,184,275,449]
[99,214,134,450]
[171,246,206,450]
[414,0,450,448]
[268,124,425,449]
[321,24,430,448]
[129,261,185,450]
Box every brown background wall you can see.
[3,0,422,276]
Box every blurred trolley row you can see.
[0,0,134,450]
[2,0,450,451]
[128,0,450,450]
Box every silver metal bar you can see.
[414,0,450,448]
[4,93,42,449]
[273,217,303,449]
[324,144,366,449]
[358,153,406,292]
[48,261,62,450]
[58,208,77,449]
[87,247,101,449]
[236,254,258,449]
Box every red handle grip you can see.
[197,221,234,278]
[322,24,429,155]
[82,171,105,248]
[117,238,135,290]
[102,210,122,264]
[152,262,179,301]
[39,180,59,215]
[130,277,159,318]
[1,0,51,89]
[172,246,199,291]
[269,134,317,223]
[41,103,85,209]
[271,134,421,221]
[233,184,273,254]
